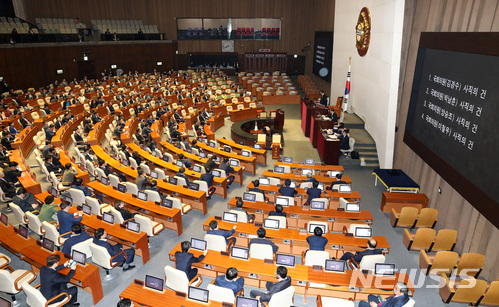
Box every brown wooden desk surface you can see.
[161,141,244,186]
[58,149,90,184]
[127,143,228,199]
[262,170,352,185]
[87,181,182,236]
[217,137,267,166]
[226,197,372,231]
[208,114,225,132]
[229,107,265,122]
[10,150,42,195]
[274,161,344,174]
[0,223,104,305]
[380,192,430,213]
[198,142,256,175]
[91,145,208,215]
[201,216,390,256]
[51,115,84,148]
[168,244,409,302]
[12,125,38,157]
[120,282,227,307]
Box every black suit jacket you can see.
[40,265,76,301]
[319,94,328,107]
[174,251,205,280]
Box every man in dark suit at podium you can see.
[319,90,328,107]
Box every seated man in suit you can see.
[175,241,207,281]
[359,282,410,307]
[278,179,298,197]
[248,180,266,200]
[175,167,190,186]
[304,172,318,183]
[135,168,150,191]
[177,153,192,169]
[57,201,83,238]
[61,223,91,255]
[3,161,22,184]
[72,178,103,202]
[215,267,244,295]
[200,167,214,188]
[306,180,322,203]
[93,228,136,271]
[207,220,237,247]
[231,199,255,223]
[40,254,79,307]
[45,155,62,175]
[269,204,286,218]
[250,266,292,305]
[219,157,235,186]
[339,238,382,265]
[13,187,39,213]
[306,227,328,251]
[338,129,350,150]
[249,227,278,254]
[328,173,347,190]
[62,163,78,185]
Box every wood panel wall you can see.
[20,0,335,88]
[395,0,499,281]
[0,42,177,90]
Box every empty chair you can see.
[124,182,138,196]
[249,243,274,260]
[68,188,86,207]
[390,207,419,228]
[23,281,71,307]
[139,163,151,175]
[25,211,45,239]
[419,250,458,275]
[194,180,215,198]
[430,229,457,252]
[134,215,164,237]
[89,242,126,280]
[317,295,354,307]
[403,227,436,251]
[455,253,486,278]
[128,157,138,169]
[95,168,107,181]
[205,233,233,252]
[85,160,97,178]
[478,280,499,306]
[265,285,295,307]
[414,208,438,229]
[85,197,110,217]
[439,275,487,305]
[164,196,191,214]
[153,168,166,180]
[144,190,161,203]
[0,253,11,269]
[350,254,386,271]
[42,221,67,249]
[0,266,36,304]
[164,265,202,293]
[303,250,330,267]
[108,174,121,188]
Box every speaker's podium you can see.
[271,134,281,159]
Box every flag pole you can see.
[343,57,352,113]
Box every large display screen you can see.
[404,32,499,227]
[313,31,333,82]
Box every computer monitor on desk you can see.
[243,192,256,202]
[264,218,280,229]
[310,200,326,210]
[103,212,114,224]
[117,184,126,193]
[230,159,240,167]
[162,155,169,162]
[302,169,313,176]
[138,191,147,201]
[175,160,183,167]
[0,296,12,307]
[276,254,295,267]
[161,198,173,209]
[190,238,207,251]
[188,182,200,191]
[42,238,55,252]
[199,152,207,158]
[346,203,360,212]
[193,165,201,173]
[274,166,284,173]
[18,225,29,239]
[127,221,140,233]
[72,249,87,265]
[355,227,372,238]
[305,158,315,165]
[1,213,8,226]
[236,296,258,307]
[242,150,251,157]
[259,177,270,186]
[275,196,289,207]
[231,247,249,260]
[144,275,164,292]
[308,223,326,234]
[100,177,109,185]
[212,170,222,178]
[283,156,293,163]
[82,204,92,215]
[223,212,238,223]
[325,259,346,273]
[338,184,352,193]
[188,286,209,303]
[150,171,158,179]
[168,177,178,185]
[375,264,396,276]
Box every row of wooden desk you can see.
[217,137,267,166]
[160,141,244,186]
[197,142,256,175]
[261,170,352,185]
[0,222,104,304]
